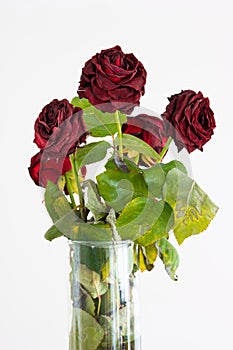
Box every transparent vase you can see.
[68,240,141,350]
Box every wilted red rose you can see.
[34,99,87,156]
[162,90,216,153]
[78,45,147,114]
[28,151,72,187]
[122,114,168,155]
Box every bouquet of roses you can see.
[29,46,218,349]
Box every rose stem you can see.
[158,136,173,162]
[114,110,123,161]
[64,172,76,209]
[93,274,101,316]
[70,154,86,221]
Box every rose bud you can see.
[78,45,147,114]
[34,99,87,156]
[28,151,72,187]
[162,90,216,153]
[122,114,168,154]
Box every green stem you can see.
[70,154,86,221]
[93,274,101,316]
[64,172,76,209]
[96,295,101,316]
[114,110,123,160]
[158,136,173,163]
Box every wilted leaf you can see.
[164,169,218,244]
[135,201,173,246]
[116,198,165,241]
[83,180,107,221]
[119,303,136,338]
[99,286,120,315]
[145,244,158,264]
[101,258,111,281]
[69,278,95,316]
[69,308,104,350]
[156,237,179,281]
[115,134,161,162]
[77,264,108,299]
[138,246,154,272]
[97,315,117,348]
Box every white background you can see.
[0,0,232,349]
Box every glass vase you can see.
[68,240,141,350]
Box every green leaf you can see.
[69,222,112,242]
[71,97,127,137]
[47,216,113,243]
[161,160,188,175]
[44,225,63,241]
[83,180,108,221]
[116,133,161,161]
[44,181,79,236]
[116,197,165,241]
[97,168,148,213]
[69,308,104,350]
[45,220,112,242]
[143,160,187,198]
[75,141,111,169]
[143,165,165,198]
[135,201,173,246]
[45,181,73,222]
[77,264,108,299]
[156,237,179,281]
[71,96,91,109]
[105,157,141,172]
[44,181,113,241]
[163,169,219,245]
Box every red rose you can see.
[28,151,72,187]
[78,45,147,114]
[122,114,168,155]
[162,90,216,153]
[34,99,87,157]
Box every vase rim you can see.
[68,239,133,248]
